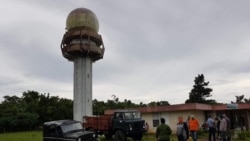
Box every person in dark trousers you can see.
[156,118,172,141]
[206,115,216,141]
[220,115,227,141]
[223,114,231,141]
[215,117,221,140]
[176,116,189,141]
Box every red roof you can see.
[104,103,250,115]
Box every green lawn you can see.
[0,131,177,141]
[0,131,42,141]
[0,131,249,141]
[98,133,158,141]
[0,132,169,141]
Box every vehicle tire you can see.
[88,128,98,138]
[133,133,143,141]
[104,133,112,139]
[114,130,127,141]
[88,127,95,132]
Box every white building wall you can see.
[142,110,206,134]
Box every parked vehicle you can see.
[83,110,145,141]
[43,120,97,141]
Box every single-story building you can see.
[104,103,250,133]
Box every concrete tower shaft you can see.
[61,8,105,122]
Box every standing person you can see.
[206,115,216,141]
[239,114,245,131]
[177,116,189,141]
[220,115,227,141]
[186,115,190,128]
[223,114,231,141]
[215,117,221,140]
[189,115,199,141]
[156,118,172,141]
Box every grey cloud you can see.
[1,0,250,104]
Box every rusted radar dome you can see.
[66,8,99,32]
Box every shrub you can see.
[197,129,206,136]
[238,131,246,140]
[245,131,250,137]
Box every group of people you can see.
[206,114,232,141]
[155,114,231,141]
[155,115,199,141]
[176,115,200,141]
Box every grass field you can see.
[98,133,158,141]
[0,131,172,141]
[0,131,249,141]
[0,131,42,141]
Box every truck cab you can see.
[83,110,145,141]
[43,120,97,141]
[112,110,145,141]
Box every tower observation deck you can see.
[61,8,105,62]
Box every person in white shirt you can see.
[219,115,227,141]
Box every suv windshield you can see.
[124,112,141,120]
[61,122,83,133]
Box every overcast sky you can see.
[1,0,250,104]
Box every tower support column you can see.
[73,57,92,122]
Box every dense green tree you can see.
[235,95,244,103]
[0,91,73,132]
[0,95,27,131]
[92,97,147,115]
[139,102,147,107]
[231,95,250,104]
[22,91,40,113]
[37,94,73,123]
[185,74,214,104]
[93,99,106,115]
[244,98,250,103]
[148,101,170,106]
[57,98,73,119]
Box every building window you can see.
[152,113,160,127]
[153,119,159,127]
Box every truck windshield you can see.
[124,112,141,120]
[61,122,83,133]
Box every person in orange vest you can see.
[188,115,199,141]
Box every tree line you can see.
[0,74,249,132]
[0,90,170,132]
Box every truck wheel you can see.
[104,133,112,139]
[133,133,143,141]
[88,128,98,138]
[88,127,95,132]
[115,130,127,141]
